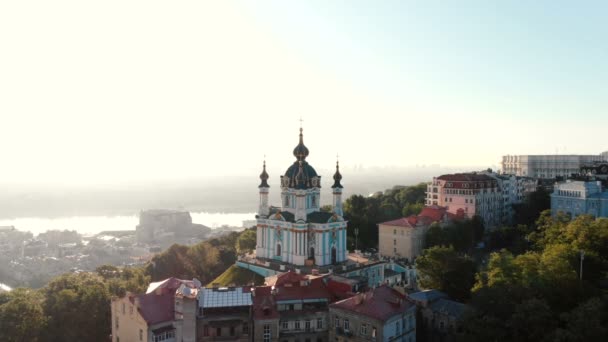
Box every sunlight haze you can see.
[2,0,607,185]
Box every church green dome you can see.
[283,128,320,189]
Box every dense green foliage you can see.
[145,231,240,284]
[209,265,265,287]
[425,216,485,253]
[44,273,111,341]
[416,245,475,301]
[343,183,427,249]
[512,187,551,227]
[0,288,47,342]
[236,228,257,254]
[0,228,253,342]
[459,213,608,341]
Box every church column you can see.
[304,230,308,257]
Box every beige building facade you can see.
[111,277,199,342]
[379,206,455,261]
[329,286,416,342]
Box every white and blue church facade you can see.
[255,128,348,266]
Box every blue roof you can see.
[408,289,447,302]
[430,298,466,318]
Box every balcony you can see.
[335,327,353,337]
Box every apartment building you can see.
[409,290,465,342]
[252,271,339,342]
[197,286,253,341]
[329,285,416,342]
[426,173,502,227]
[111,277,199,342]
[378,206,459,261]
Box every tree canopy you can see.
[343,183,427,250]
[416,245,475,301]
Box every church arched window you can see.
[284,195,290,207]
[311,195,317,208]
[276,243,281,256]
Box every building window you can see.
[122,303,125,314]
[305,320,311,331]
[394,247,397,254]
[312,195,317,207]
[282,321,289,330]
[394,229,397,235]
[372,327,377,338]
[394,239,396,245]
[335,316,340,328]
[243,322,249,334]
[115,317,119,329]
[344,319,350,331]
[295,320,301,330]
[361,324,368,335]
[130,306,133,315]
[263,324,271,342]
[139,329,143,341]
[230,326,235,336]
[203,326,209,336]
[317,317,323,329]
[216,327,221,336]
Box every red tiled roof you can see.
[418,206,448,222]
[327,280,355,300]
[252,286,279,320]
[330,285,415,322]
[135,291,175,325]
[378,217,414,228]
[136,277,194,325]
[274,278,332,302]
[274,271,308,287]
[253,274,353,320]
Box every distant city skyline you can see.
[2,1,607,184]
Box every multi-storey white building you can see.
[501,153,608,179]
[425,172,537,227]
[482,172,538,225]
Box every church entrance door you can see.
[331,247,337,264]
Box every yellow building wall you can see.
[111,296,149,342]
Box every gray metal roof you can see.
[200,287,252,308]
[408,289,447,303]
[430,298,466,318]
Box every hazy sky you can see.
[2,1,607,185]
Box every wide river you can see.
[0,212,256,236]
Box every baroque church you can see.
[255,128,348,266]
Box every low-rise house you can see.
[253,271,343,342]
[409,290,465,342]
[111,277,200,342]
[378,206,459,261]
[329,285,416,342]
[197,286,253,341]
